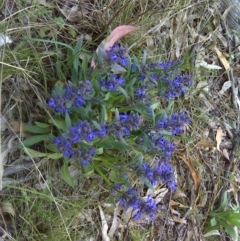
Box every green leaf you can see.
[19,135,47,148]
[34,122,50,128]
[109,170,124,183]
[81,57,88,79]
[99,105,107,124]
[47,153,63,160]
[118,86,129,100]
[73,37,83,72]
[96,139,131,151]
[104,92,110,101]
[227,214,240,228]
[23,147,47,158]
[134,103,152,120]
[203,230,220,237]
[151,102,160,110]
[142,50,147,65]
[60,162,75,188]
[210,217,217,226]
[92,120,101,130]
[111,63,126,74]
[96,148,103,155]
[24,124,50,134]
[219,220,237,240]
[65,113,71,128]
[48,118,67,131]
[45,143,58,152]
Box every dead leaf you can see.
[199,60,222,70]
[216,127,223,151]
[196,139,212,148]
[218,81,232,95]
[214,46,230,72]
[0,33,12,47]
[1,202,15,217]
[172,189,187,199]
[99,205,110,241]
[180,156,201,197]
[222,148,230,160]
[172,215,187,224]
[170,200,188,208]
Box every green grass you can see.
[1,0,235,240]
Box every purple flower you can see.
[135,87,148,101]
[164,74,193,99]
[69,120,96,143]
[76,147,96,166]
[155,110,191,135]
[47,96,70,114]
[94,124,108,138]
[157,161,176,191]
[117,188,157,221]
[100,74,125,91]
[139,160,176,191]
[106,44,129,67]
[141,162,157,185]
[114,112,143,137]
[54,137,75,158]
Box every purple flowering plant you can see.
[21,36,192,221]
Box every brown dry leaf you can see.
[172,189,187,199]
[99,205,110,241]
[222,148,230,160]
[172,215,187,224]
[180,156,201,197]
[196,139,212,148]
[214,46,230,72]
[1,202,15,217]
[216,127,223,151]
[8,120,22,133]
[170,200,188,208]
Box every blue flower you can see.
[114,112,143,137]
[106,44,129,67]
[76,147,96,166]
[135,87,148,102]
[141,162,157,185]
[69,120,96,143]
[54,137,75,158]
[155,110,191,135]
[100,74,125,91]
[47,96,70,114]
[134,195,157,220]
[156,161,176,191]
[94,124,108,138]
[117,188,157,221]
[73,95,86,107]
